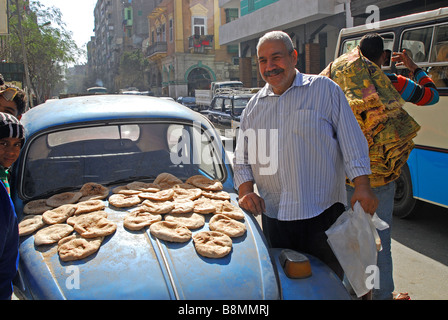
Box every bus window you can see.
[341,38,360,55]
[400,26,433,63]
[340,32,394,68]
[429,24,448,88]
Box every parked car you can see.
[201,88,254,140]
[177,96,199,111]
[11,95,350,300]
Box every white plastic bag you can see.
[325,202,389,297]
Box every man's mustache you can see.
[263,68,284,77]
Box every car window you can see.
[223,98,232,113]
[233,97,250,115]
[47,125,140,147]
[22,122,225,199]
[212,97,224,111]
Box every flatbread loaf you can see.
[193,197,216,214]
[124,207,162,231]
[23,199,53,215]
[164,212,205,229]
[170,199,195,214]
[138,189,174,201]
[141,199,174,214]
[46,191,82,207]
[67,211,108,226]
[209,214,246,238]
[153,172,183,188]
[112,185,141,195]
[58,234,103,262]
[202,190,231,201]
[186,175,223,191]
[79,182,109,201]
[172,187,202,201]
[75,199,106,215]
[149,221,192,243]
[108,193,141,207]
[127,181,160,192]
[42,204,77,224]
[73,214,117,238]
[18,215,45,236]
[192,231,232,258]
[34,224,74,246]
[213,200,244,220]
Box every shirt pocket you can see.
[292,110,328,138]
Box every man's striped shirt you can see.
[233,70,371,221]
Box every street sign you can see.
[0,0,8,35]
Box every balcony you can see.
[188,35,214,53]
[146,42,167,60]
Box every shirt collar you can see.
[258,69,310,98]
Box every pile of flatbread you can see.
[118,173,246,259]
[19,182,115,262]
[19,173,246,261]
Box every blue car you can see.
[11,95,350,300]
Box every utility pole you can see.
[15,0,33,110]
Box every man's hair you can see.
[359,33,384,62]
[0,84,26,116]
[257,31,295,55]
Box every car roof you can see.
[21,94,208,138]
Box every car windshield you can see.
[233,97,250,116]
[22,121,225,199]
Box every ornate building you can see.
[145,0,239,97]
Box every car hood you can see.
[17,192,280,300]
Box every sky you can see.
[38,0,97,61]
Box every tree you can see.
[118,49,148,91]
[3,0,83,103]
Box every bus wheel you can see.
[393,163,416,219]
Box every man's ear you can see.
[292,49,298,63]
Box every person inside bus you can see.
[429,44,448,88]
[361,34,439,106]
[322,32,439,300]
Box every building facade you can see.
[88,0,161,92]
[87,0,447,94]
[145,0,240,97]
[219,0,447,87]
[219,0,350,87]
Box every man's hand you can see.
[237,181,266,216]
[391,50,419,73]
[351,175,378,215]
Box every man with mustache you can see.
[233,31,378,279]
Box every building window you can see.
[248,0,255,12]
[225,8,239,23]
[192,17,206,36]
[161,23,166,41]
[169,19,173,42]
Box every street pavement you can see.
[391,203,448,300]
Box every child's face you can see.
[0,137,22,168]
[0,95,19,118]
